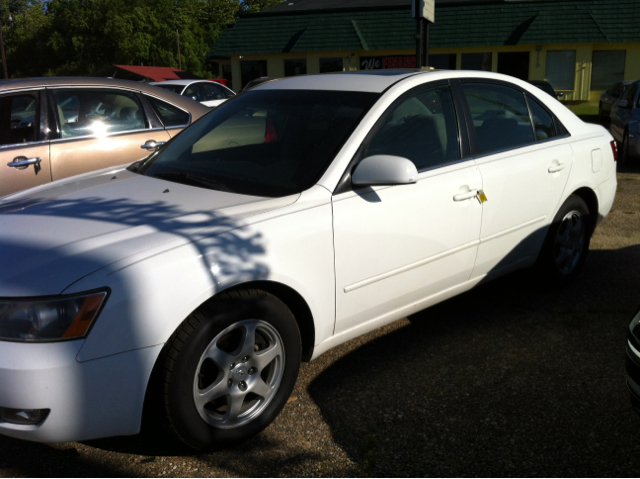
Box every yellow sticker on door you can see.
[477,190,488,203]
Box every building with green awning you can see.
[206,0,640,105]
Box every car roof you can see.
[149,80,203,86]
[0,76,210,118]
[256,70,423,93]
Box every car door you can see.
[48,87,172,181]
[0,89,52,197]
[457,80,573,279]
[332,82,483,334]
[611,82,638,141]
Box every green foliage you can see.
[0,0,282,78]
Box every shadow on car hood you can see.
[0,168,299,296]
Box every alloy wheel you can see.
[192,319,285,429]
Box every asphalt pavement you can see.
[1,168,639,477]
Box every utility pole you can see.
[176,30,182,70]
[0,16,8,79]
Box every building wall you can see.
[227,42,640,104]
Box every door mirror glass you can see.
[616,99,630,109]
[352,155,418,186]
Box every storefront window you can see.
[429,54,456,70]
[591,50,626,90]
[241,60,267,89]
[284,59,307,77]
[498,52,530,80]
[545,50,576,90]
[320,58,343,73]
[461,53,492,71]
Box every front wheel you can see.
[537,195,591,285]
[158,289,301,451]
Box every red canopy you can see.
[113,65,202,81]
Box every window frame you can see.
[456,78,570,158]
[334,79,471,195]
[143,93,192,130]
[47,87,152,143]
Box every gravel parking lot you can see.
[1,166,639,478]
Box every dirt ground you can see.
[1,166,639,478]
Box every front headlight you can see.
[0,290,108,342]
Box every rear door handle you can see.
[453,190,478,202]
[141,140,166,150]
[7,156,42,169]
[548,163,566,173]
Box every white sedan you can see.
[0,70,617,451]
[150,79,236,108]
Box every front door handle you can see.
[141,140,166,150]
[7,156,42,169]
[548,163,566,173]
[453,189,478,202]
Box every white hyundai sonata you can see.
[0,70,617,451]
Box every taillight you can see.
[265,118,277,143]
[611,140,618,161]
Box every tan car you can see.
[0,77,210,197]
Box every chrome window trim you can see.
[49,127,168,144]
[0,139,49,151]
[0,87,45,96]
[471,133,571,161]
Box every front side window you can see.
[0,93,38,146]
[138,90,379,197]
[365,85,460,170]
[53,89,145,139]
[145,96,190,128]
[462,83,535,155]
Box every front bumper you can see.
[0,340,162,443]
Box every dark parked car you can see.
[609,80,640,164]
[599,81,634,122]
[528,80,563,100]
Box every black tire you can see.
[537,195,591,285]
[158,289,301,451]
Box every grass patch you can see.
[565,103,599,116]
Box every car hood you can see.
[0,168,299,296]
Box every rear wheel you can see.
[158,289,301,451]
[537,195,591,285]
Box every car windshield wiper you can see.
[151,172,235,193]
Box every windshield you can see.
[138,90,379,197]
[154,84,184,94]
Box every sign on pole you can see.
[412,0,435,23]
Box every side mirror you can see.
[556,92,564,99]
[352,155,418,186]
[616,100,630,109]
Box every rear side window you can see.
[526,95,559,141]
[204,83,234,101]
[0,93,38,146]
[53,89,145,139]
[462,83,535,155]
[146,96,190,128]
[184,84,205,102]
[366,85,460,170]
